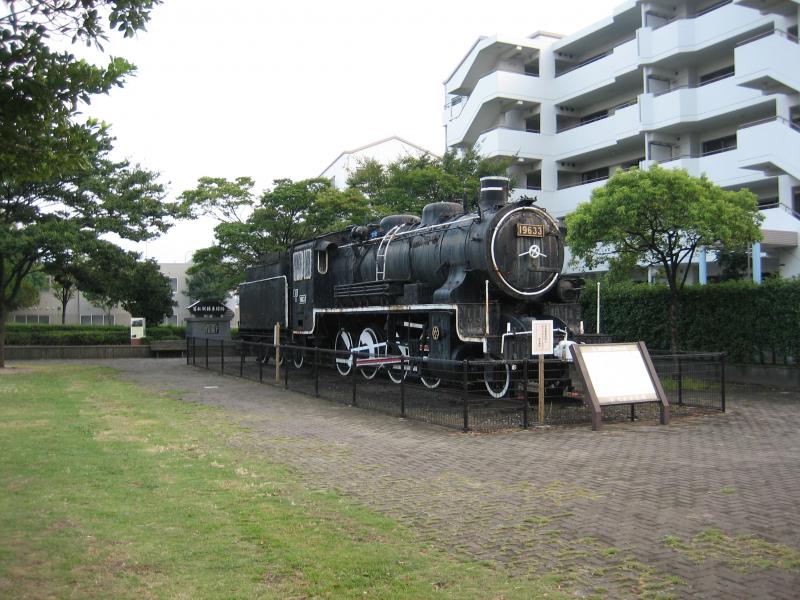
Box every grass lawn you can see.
[0,364,563,599]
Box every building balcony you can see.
[473,127,550,160]
[639,75,767,131]
[734,30,800,94]
[638,2,774,64]
[648,144,766,188]
[552,38,639,102]
[554,102,641,160]
[445,36,541,97]
[444,71,546,146]
[738,116,800,180]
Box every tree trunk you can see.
[668,294,680,353]
[61,302,67,325]
[0,306,6,369]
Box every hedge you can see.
[580,279,800,364]
[4,324,186,346]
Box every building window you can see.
[164,314,178,326]
[80,315,115,326]
[581,167,610,184]
[526,171,542,190]
[699,65,734,86]
[701,135,737,156]
[168,277,178,296]
[13,315,49,324]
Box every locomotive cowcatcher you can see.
[238,176,583,397]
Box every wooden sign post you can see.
[531,320,554,424]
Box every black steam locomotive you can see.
[239,176,582,397]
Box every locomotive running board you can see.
[293,304,486,344]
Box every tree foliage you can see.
[346,149,512,215]
[566,166,762,350]
[0,0,169,365]
[181,177,374,296]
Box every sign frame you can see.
[569,341,669,431]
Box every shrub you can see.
[580,279,800,364]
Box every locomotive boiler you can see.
[239,176,582,397]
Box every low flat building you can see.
[9,263,193,328]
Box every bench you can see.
[149,339,187,358]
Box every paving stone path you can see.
[102,359,800,599]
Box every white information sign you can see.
[531,320,554,355]
[577,343,658,404]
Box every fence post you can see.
[220,340,225,374]
[351,351,357,406]
[462,359,469,432]
[186,337,190,365]
[314,348,320,397]
[400,356,406,418]
[192,337,196,366]
[283,343,289,390]
[239,343,244,377]
[720,353,726,412]
[205,338,209,369]
[677,355,683,405]
[259,346,263,383]
[522,359,529,429]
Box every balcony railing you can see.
[739,115,800,133]
[557,98,638,132]
[557,174,610,190]
[644,0,733,30]
[649,72,735,97]
[735,28,799,47]
[758,202,800,220]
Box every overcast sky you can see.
[80,0,622,262]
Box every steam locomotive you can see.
[238,176,583,397]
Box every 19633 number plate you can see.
[517,223,544,237]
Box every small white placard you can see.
[578,343,658,404]
[531,320,553,355]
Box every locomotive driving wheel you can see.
[334,328,354,376]
[483,357,511,399]
[356,326,386,380]
[417,329,441,389]
[386,333,408,384]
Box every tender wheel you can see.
[357,326,384,380]
[484,359,510,399]
[420,369,441,389]
[292,348,304,369]
[334,329,353,376]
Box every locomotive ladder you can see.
[375,224,403,280]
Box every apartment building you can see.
[9,263,193,327]
[444,0,800,280]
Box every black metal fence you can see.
[185,338,725,432]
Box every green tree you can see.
[0,0,169,366]
[566,166,762,351]
[119,259,175,325]
[77,242,174,325]
[347,149,512,215]
[181,177,373,296]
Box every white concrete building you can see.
[320,136,437,189]
[444,0,800,280]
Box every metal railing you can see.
[185,338,725,432]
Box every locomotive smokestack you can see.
[479,176,509,212]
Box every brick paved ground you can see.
[93,359,800,598]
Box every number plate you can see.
[517,223,544,237]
